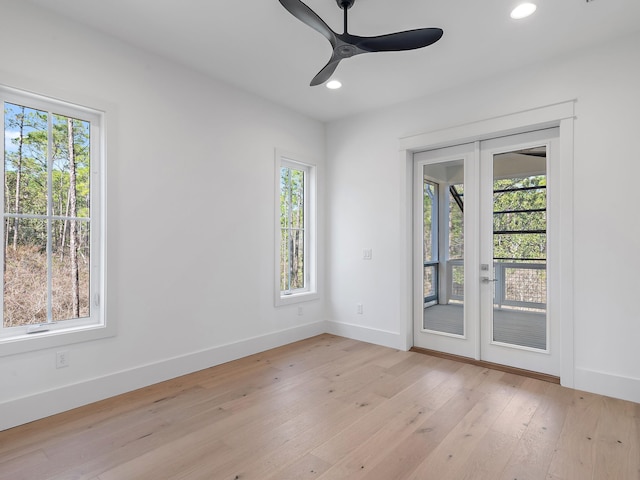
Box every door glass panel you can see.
[492,147,547,349]
[423,160,464,335]
[423,180,438,303]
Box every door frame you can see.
[398,101,575,388]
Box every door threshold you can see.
[410,346,560,384]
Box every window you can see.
[275,150,317,305]
[1,85,106,354]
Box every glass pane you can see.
[280,168,291,229]
[450,262,464,299]
[423,181,436,262]
[3,218,48,327]
[280,228,305,292]
[503,265,546,305]
[280,167,304,228]
[492,147,547,350]
[493,233,546,261]
[494,211,546,233]
[423,265,436,299]
[3,98,97,331]
[280,228,289,291]
[494,184,546,211]
[280,165,306,293]
[288,229,304,291]
[423,160,464,336]
[449,184,464,260]
[4,102,48,216]
[51,220,91,321]
[289,169,304,229]
[52,114,91,219]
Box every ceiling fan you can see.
[278,0,444,86]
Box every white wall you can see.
[0,1,326,430]
[326,31,640,403]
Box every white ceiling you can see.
[25,0,640,122]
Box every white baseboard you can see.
[574,367,640,404]
[325,320,404,350]
[0,321,326,431]
[7,321,638,432]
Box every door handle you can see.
[481,277,498,283]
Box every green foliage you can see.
[493,175,546,261]
[423,181,436,261]
[449,184,464,260]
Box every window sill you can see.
[0,321,115,357]
[276,291,319,307]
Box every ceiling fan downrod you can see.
[338,0,355,34]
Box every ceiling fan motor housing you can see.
[337,44,357,57]
[336,0,355,10]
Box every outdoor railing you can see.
[446,259,546,311]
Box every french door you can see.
[413,129,560,376]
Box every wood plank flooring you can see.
[1,334,639,479]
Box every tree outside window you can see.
[280,164,306,293]
[3,101,91,328]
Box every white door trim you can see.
[398,100,575,388]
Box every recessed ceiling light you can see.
[326,80,342,90]
[511,2,537,19]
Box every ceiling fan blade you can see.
[310,53,342,86]
[355,28,443,53]
[279,0,336,44]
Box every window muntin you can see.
[276,152,316,305]
[1,86,104,349]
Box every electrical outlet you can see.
[297,306,304,316]
[363,249,372,260]
[56,350,69,369]
[356,303,363,314]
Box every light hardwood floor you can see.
[1,334,639,479]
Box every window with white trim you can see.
[1,85,106,354]
[275,151,317,305]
